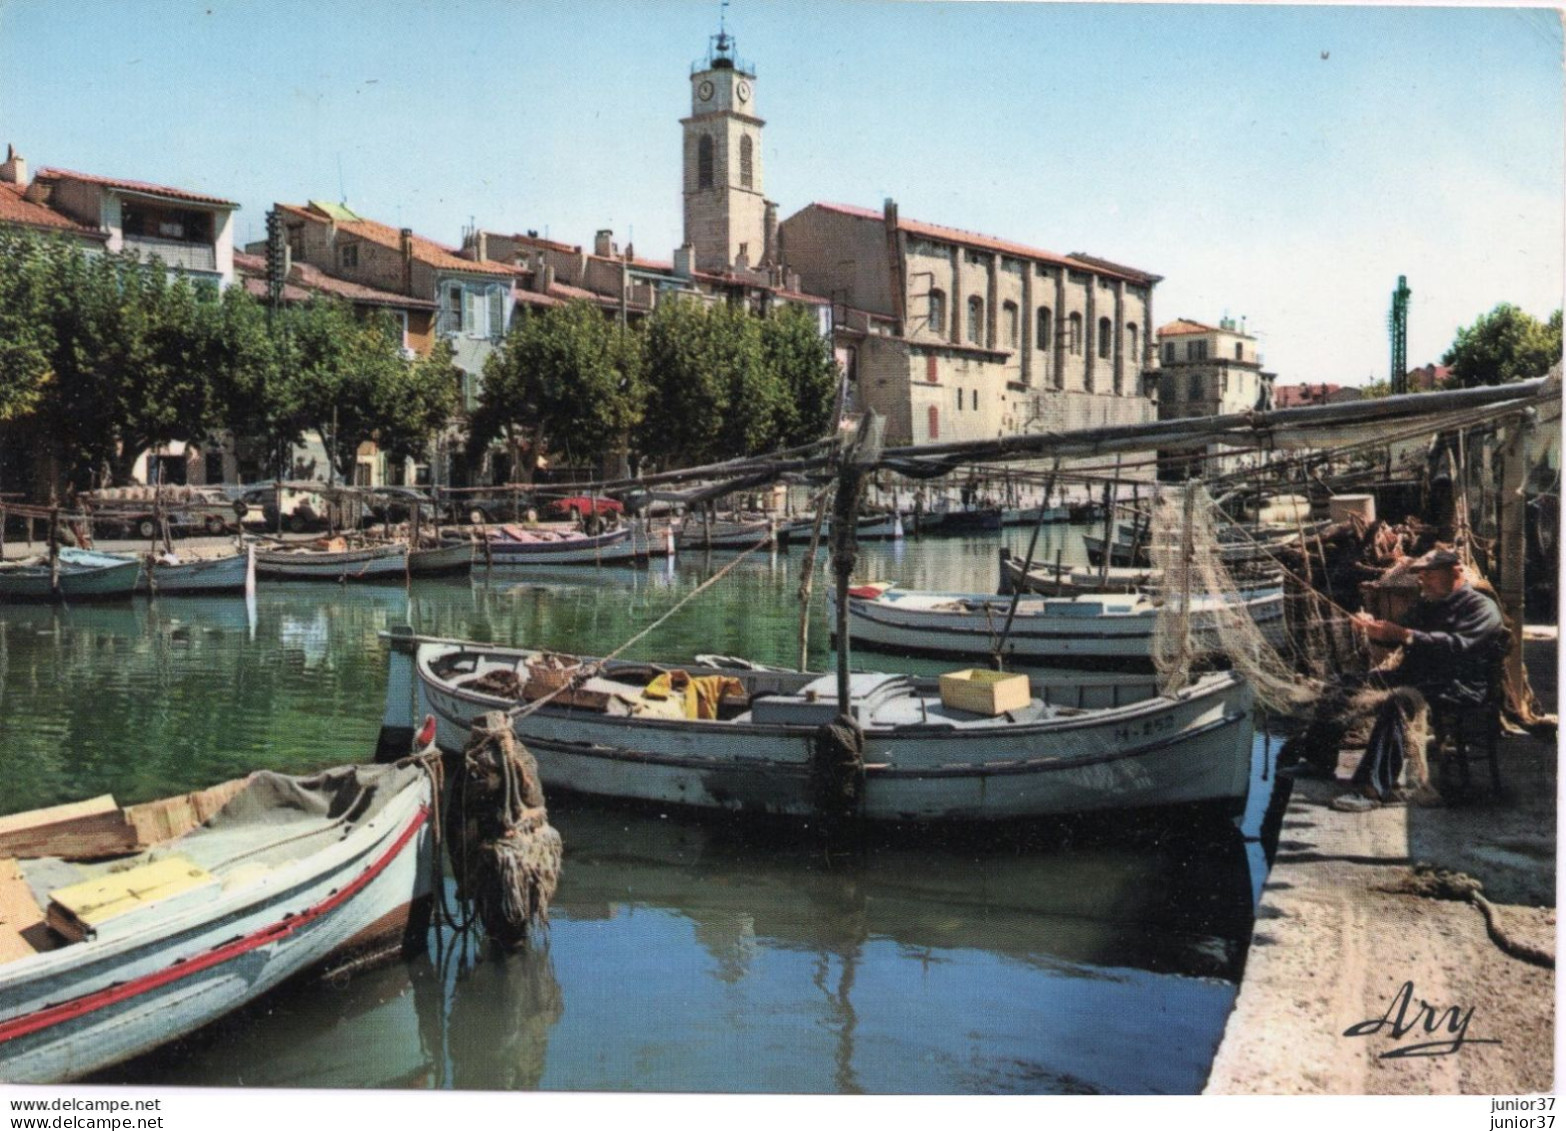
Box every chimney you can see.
[763,201,778,266]
[475,231,488,262]
[594,229,614,258]
[400,228,414,294]
[883,197,899,228]
[674,244,694,280]
[0,144,26,185]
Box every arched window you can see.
[967,296,984,344]
[928,289,946,336]
[928,404,940,440]
[697,135,714,190]
[1068,313,1083,355]
[1097,317,1112,360]
[1036,306,1052,351]
[739,136,754,189]
[1003,301,1019,348]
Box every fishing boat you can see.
[407,540,474,577]
[781,512,903,544]
[831,583,1286,666]
[1003,505,1071,526]
[677,515,774,551]
[929,506,1004,534]
[0,549,141,603]
[1083,527,1301,569]
[253,539,409,582]
[382,630,1256,825]
[59,547,254,596]
[0,762,435,1084]
[998,549,1284,598]
[470,524,649,566]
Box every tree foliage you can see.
[473,300,643,474]
[1442,303,1563,389]
[0,229,56,424]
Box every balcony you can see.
[123,235,217,274]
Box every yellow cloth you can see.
[641,671,745,720]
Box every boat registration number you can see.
[1113,711,1178,745]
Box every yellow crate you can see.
[938,669,1031,716]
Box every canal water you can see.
[0,527,1275,1094]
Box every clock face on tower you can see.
[698,79,714,101]
[736,80,751,103]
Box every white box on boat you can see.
[938,669,1031,716]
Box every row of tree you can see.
[1441,303,1562,389]
[470,296,840,474]
[0,229,842,497]
[0,229,457,493]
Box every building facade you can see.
[779,200,1162,453]
[1154,317,1276,476]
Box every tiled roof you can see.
[276,203,518,278]
[0,182,104,236]
[807,202,1157,284]
[1273,383,1342,407]
[36,167,238,208]
[234,250,438,309]
[1158,318,1222,336]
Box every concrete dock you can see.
[1206,631,1556,1094]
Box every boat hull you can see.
[400,641,1254,825]
[0,769,432,1084]
[476,526,644,565]
[0,555,141,602]
[407,541,474,576]
[143,551,252,594]
[836,588,1286,665]
[254,543,409,581]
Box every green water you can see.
[1,528,1267,1094]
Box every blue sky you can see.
[0,0,1560,386]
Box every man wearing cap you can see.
[1281,548,1507,803]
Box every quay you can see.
[1206,629,1557,1094]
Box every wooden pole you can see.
[1497,411,1540,721]
[993,491,1054,668]
[796,486,833,671]
[832,414,884,710]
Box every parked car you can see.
[80,486,236,539]
[544,496,625,521]
[436,490,535,526]
[362,486,438,527]
[237,484,329,533]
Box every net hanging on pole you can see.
[1148,481,1323,716]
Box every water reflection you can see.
[97,804,1255,1094]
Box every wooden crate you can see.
[939,669,1031,716]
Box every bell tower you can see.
[681,18,767,274]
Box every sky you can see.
[0,0,1560,387]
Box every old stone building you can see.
[778,200,1162,452]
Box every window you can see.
[442,284,463,335]
[339,242,359,270]
[928,404,940,440]
[286,224,305,263]
[1163,341,1175,364]
[740,136,754,189]
[1037,306,1052,351]
[971,388,978,408]
[1127,323,1139,364]
[1068,313,1083,355]
[1003,301,1019,348]
[698,135,714,190]
[121,201,213,245]
[928,289,945,335]
[488,286,506,340]
[1189,373,1204,400]
[1222,372,1230,394]
[1186,339,1208,361]
[926,354,939,383]
[1097,317,1112,360]
[956,388,964,411]
[1235,342,1244,361]
[967,296,984,344]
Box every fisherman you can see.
[1279,548,1507,805]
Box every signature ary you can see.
[1343,981,1501,1058]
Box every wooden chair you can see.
[1432,646,1508,799]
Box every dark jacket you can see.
[1395,585,1507,704]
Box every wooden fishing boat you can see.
[382,631,1255,825]
[929,506,1003,534]
[0,549,141,603]
[1083,528,1301,569]
[1002,505,1071,526]
[998,549,1283,598]
[677,516,774,551]
[0,763,434,1084]
[407,540,474,577]
[831,583,1286,666]
[782,512,903,544]
[469,524,644,565]
[59,547,254,596]
[254,539,409,581]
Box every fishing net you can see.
[1148,482,1324,716]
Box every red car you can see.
[545,496,625,520]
